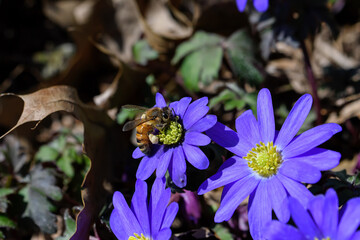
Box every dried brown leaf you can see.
[0,85,122,240]
[327,98,360,124]
[135,0,196,53]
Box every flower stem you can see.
[300,40,322,125]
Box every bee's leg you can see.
[149,134,159,144]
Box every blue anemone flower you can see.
[198,88,341,239]
[133,93,217,188]
[110,178,178,240]
[265,188,360,240]
[236,0,269,12]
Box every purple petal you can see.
[170,146,187,188]
[288,148,341,170]
[321,188,338,239]
[161,202,179,229]
[275,94,313,150]
[175,97,192,119]
[277,174,313,208]
[282,123,342,158]
[206,122,252,157]
[289,197,321,238]
[215,175,260,222]
[265,220,304,240]
[156,93,167,108]
[182,143,209,170]
[132,147,145,159]
[254,0,269,12]
[154,229,172,240]
[267,177,290,223]
[150,178,171,235]
[183,106,209,130]
[136,155,159,180]
[111,191,142,237]
[236,0,247,11]
[183,97,209,129]
[150,177,166,214]
[156,148,173,178]
[236,110,261,147]
[169,101,178,113]
[256,88,275,144]
[280,160,321,184]
[337,197,360,240]
[198,156,251,195]
[131,180,150,236]
[184,132,211,146]
[308,195,325,228]
[220,182,234,202]
[188,115,217,132]
[248,180,273,240]
[109,211,127,239]
[350,231,360,240]
[152,190,171,235]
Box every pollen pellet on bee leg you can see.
[149,134,159,144]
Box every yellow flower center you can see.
[314,238,330,240]
[158,120,183,145]
[243,141,283,178]
[128,233,150,240]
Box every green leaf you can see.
[57,148,76,179]
[0,188,15,213]
[35,146,59,162]
[172,31,224,92]
[180,46,223,91]
[0,230,4,238]
[24,165,62,234]
[200,46,223,85]
[52,134,67,151]
[209,89,236,109]
[179,51,201,91]
[226,30,254,57]
[0,214,16,228]
[117,108,138,125]
[347,172,360,186]
[0,188,15,198]
[133,39,158,66]
[33,43,76,79]
[56,210,76,240]
[224,99,246,111]
[172,31,223,64]
[212,224,233,240]
[146,74,155,86]
[225,30,263,85]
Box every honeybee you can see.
[122,105,174,155]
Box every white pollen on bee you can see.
[149,134,159,144]
[141,113,146,119]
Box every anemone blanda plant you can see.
[265,188,360,240]
[236,0,268,12]
[133,93,217,188]
[110,177,178,240]
[198,88,342,239]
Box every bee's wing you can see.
[122,118,150,132]
[122,105,149,111]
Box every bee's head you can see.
[161,107,173,122]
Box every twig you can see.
[300,40,322,125]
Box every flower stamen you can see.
[128,233,150,240]
[244,141,282,178]
[314,238,330,240]
[158,119,183,145]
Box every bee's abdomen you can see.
[136,124,153,155]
